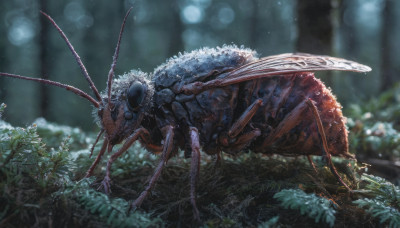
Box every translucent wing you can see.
[181,53,371,94]
[221,53,371,80]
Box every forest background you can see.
[1,0,398,131]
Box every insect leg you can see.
[131,125,175,210]
[262,100,308,148]
[223,129,261,153]
[141,143,163,154]
[228,99,263,138]
[189,127,201,221]
[89,129,105,158]
[306,99,351,191]
[139,133,163,154]
[307,155,319,174]
[100,128,150,194]
[85,138,108,178]
[214,153,223,168]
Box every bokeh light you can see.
[181,5,204,24]
[7,16,35,46]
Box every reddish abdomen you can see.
[242,72,352,158]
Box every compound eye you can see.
[127,82,144,110]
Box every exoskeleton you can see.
[0,9,371,221]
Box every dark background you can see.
[0,0,399,131]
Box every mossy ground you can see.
[1,83,400,228]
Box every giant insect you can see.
[0,9,371,220]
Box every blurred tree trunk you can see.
[338,0,358,58]
[0,1,8,101]
[380,0,395,92]
[335,0,360,103]
[296,0,333,85]
[167,0,183,56]
[249,0,259,48]
[296,0,333,54]
[39,0,50,118]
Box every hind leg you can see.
[306,99,351,191]
[307,155,319,174]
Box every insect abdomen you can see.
[243,72,351,158]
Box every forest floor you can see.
[1,84,400,228]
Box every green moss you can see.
[274,189,336,227]
[353,174,400,228]
[0,118,158,227]
[33,117,90,151]
[56,178,163,228]
[0,120,70,226]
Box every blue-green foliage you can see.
[347,85,400,123]
[0,121,70,187]
[347,118,400,158]
[0,119,70,223]
[273,189,336,227]
[34,117,91,151]
[345,80,400,228]
[0,103,5,118]
[58,179,163,228]
[362,122,400,156]
[347,85,400,159]
[353,174,400,228]
[257,216,280,228]
[0,115,159,227]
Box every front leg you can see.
[99,127,150,194]
[85,138,108,178]
[131,125,175,209]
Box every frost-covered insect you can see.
[0,9,371,221]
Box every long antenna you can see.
[40,11,102,102]
[0,73,100,107]
[107,7,133,106]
